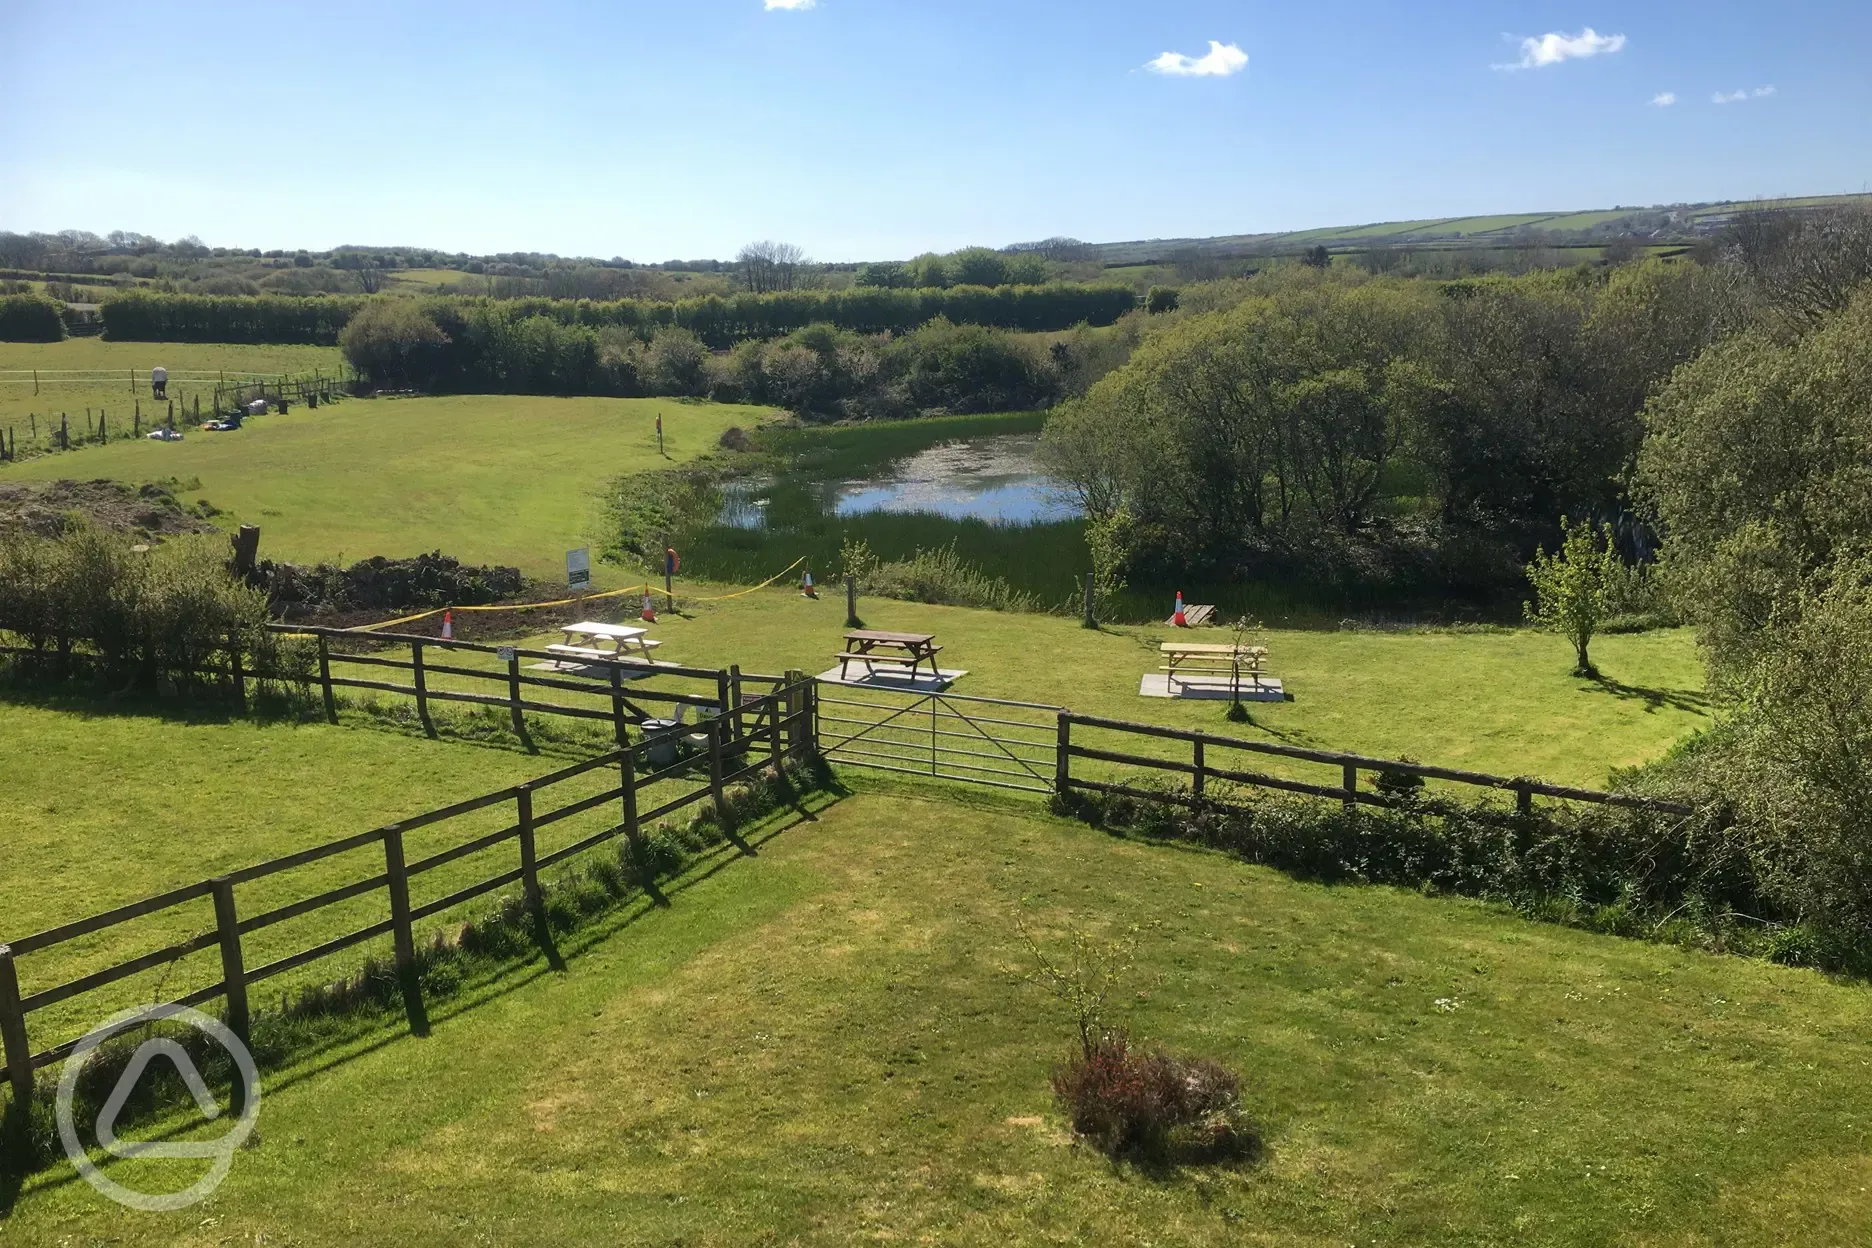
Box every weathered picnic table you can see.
[1159,641,1270,688]
[545,621,663,668]
[835,629,943,681]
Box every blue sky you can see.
[2,1,1867,260]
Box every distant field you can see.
[0,392,770,580]
[378,266,482,293]
[0,339,344,448]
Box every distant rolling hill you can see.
[1084,193,1872,265]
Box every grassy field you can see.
[0,340,344,451]
[489,588,1711,785]
[11,787,1872,1246]
[0,392,769,582]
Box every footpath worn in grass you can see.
[480,586,1710,787]
[9,788,1872,1246]
[1,393,769,583]
[0,339,343,445]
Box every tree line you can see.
[93,283,1137,347]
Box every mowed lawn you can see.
[481,588,1711,787]
[0,392,771,582]
[0,339,343,445]
[11,789,1872,1246]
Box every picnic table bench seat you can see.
[546,639,662,661]
[1159,642,1268,675]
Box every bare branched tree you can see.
[736,240,807,293]
[1725,201,1872,324]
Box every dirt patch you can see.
[0,478,218,541]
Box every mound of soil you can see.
[0,479,218,540]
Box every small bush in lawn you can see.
[1051,1033,1259,1166]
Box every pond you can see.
[671,412,1092,606]
[716,431,1080,530]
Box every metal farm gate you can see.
[813,680,1062,794]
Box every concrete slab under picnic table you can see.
[1138,673,1288,701]
[815,665,968,693]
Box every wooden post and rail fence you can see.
[0,675,817,1111]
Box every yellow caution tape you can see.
[339,556,811,633]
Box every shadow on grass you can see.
[0,794,840,1214]
[1581,673,1710,716]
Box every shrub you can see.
[0,293,66,341]
[1052,1034,1259,1165]
[338,299,450,388]
[864,542,1039,613]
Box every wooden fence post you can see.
[845,575,860,628]
[782,670,803,759]
[706,715,729,824]
[609,662,628,748]
[210,877,250,1104]
[411,640,435,737]
[769,686,785,775]
[1515,782,1533,816]
[228,629,246,711]
[618,742,663,903]
[1193,735,1206,802]
[506,651,525,738]
[1342,764,1358,810]
[0,945,33,1110]
[728,665,744,747]
[1055,713,1071,794]
[1083,572,1096,629]
[317,634,338,723]
[516,786,540,910]
[715,669,732,729]
[382,827,427,1033]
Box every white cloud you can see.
[764,0,815,9]
[1497,28,1626,71]
[1713,85,1776,104]
[1651,92,1677,107]
[1145,40,1249,78]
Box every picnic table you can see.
[545,621,663,667]
[835,629,942,681]
[1159,641,1270,687]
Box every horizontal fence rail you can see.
[0,676,818,1108]
[1056,712,1695,817]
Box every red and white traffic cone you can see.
[1172,591,1187,628]
[802,570,818,599]
[441,609,454,640]
[640,592,657,623]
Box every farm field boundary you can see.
[0,674,818,1111]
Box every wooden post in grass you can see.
[317,634,338,723]
[715,669,731,729]
[0,945,33,1109]
[781,670,803,764]
[59,413,67,449]
[1193,735,1206,802]
[506,651,525,738]
[134,402,139,435]
[411,640,435,737]
[1083,572,1096,629]
[210,878,250,1056]
[618,739,661,902]
[1055,713,1071,794]
[1342,764,1358,810]
[516,786,540,910]
[609,662,628,748]
[382,827,426,1033]
[31,369,37,396]
[728,665,744,748]
[1515,782,1533,816]
[228,629,246,710]
[845,575,860,628]
[706,715,730,827]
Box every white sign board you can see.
[566,547,591,589]
[496,646,516,663]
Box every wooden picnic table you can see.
[1159,641,1270,687]
[546,620,663,666]
[836,629,943,681]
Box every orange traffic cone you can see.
[640,592,657,623]
[802,570,818,599]
[441,609,454,640]
[1172,591,1187,628]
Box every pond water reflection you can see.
[717,432,1079,529]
